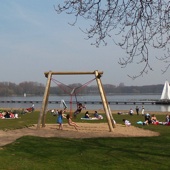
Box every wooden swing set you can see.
[37,70,116,132]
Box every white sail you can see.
[160,81,170,100]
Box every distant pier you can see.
[0,100,158,105]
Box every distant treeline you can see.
[0,81,163,96]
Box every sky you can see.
[0,0,169,87]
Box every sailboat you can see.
[156,80,170,104]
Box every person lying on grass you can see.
[66,114,79,130]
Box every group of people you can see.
[128,106,145,116]
[124,113,170,126]
[118,106,145,116]
[143,113,170,125]
[141,113,158,125]
[55,101,170,129]
[55,102,105,130]
[83,110,103,119]
[0,104,35,119]
[56,102,86,130]
[0,110,19,119]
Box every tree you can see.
[55,0,170,78]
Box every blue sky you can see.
[0,0,169,86]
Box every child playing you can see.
[66,114,79,130]
[73,102,86,118]
[56,109,66,130]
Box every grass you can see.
[0,110,170,170]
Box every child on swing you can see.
[66,114,79,130]
[73,102,86,118]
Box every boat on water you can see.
[155,80,170,105]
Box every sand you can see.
[0,123,159,147]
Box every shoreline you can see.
[0,107,168,115]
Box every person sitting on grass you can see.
[162,114,170,125]
[51,109,58,116]
[84,111,90,118]
[66,114,79,130]
[144,113,152,124]
[165,114,169,123]
[151,114,159,125]
[93,111,103,119]
[4,111,10,118]
[123,119,131,126]
[94,111,99,118]
[129,108,134,115]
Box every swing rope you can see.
[51,77,96,116]
[72,78,96,110]
[74,78,96,95]
[51,78,72,94]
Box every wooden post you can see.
[99,78,116,128]
[37,71,52,129]
[94,70,114,132]
[42,85,50,127]
[108,105,116,128]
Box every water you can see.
[0,94,170,112]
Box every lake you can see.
[0,94,170,112]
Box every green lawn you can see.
[0,110,170,170]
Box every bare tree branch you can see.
[54,0,170,78]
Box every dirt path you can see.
[0,123,159,147]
